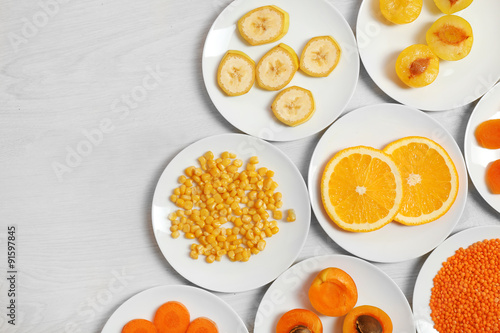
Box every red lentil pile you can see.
[430,238,500,332]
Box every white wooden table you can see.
[1,0,498,332]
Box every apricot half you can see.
[395,44,439,88]
[276,309,323,333]
[433,0,473,14]
[486,160,500,194]
[308,267,358,317]
[426,15,473,61]
[475,119,500,149]
[343,305,393,333]
[380,0,423,24]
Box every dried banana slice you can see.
[217,50,255,96]
[300,36,341,77]
[238,5,289,46]
[271,86,315,126]
[256,43,299,91]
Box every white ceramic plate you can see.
[254,254,415,333]
[152,133,310,292]
[308,103,468,262]
[356,0,500,111]
[464,82,500,213]
[413,225,500,333]
[101,285,248,333]
[202,0,359,141]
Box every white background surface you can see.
[0,0,499,332]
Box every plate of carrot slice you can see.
[253,254,415,333]
[464,82,500,213]
[413,225,500,333]
[101,285,248,333]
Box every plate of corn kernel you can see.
[202,0,359,141]
[151,133,311,292]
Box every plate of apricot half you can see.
[101,285,248,333]
[253,254,415,333]
[356,0,500,111]
[464,82,500,213]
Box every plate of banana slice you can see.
[202,0,359,142]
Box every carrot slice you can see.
[276,309,323,333]
[475,119,500,149]
[153,301,190,333]
[122,319,158,333]
[486,159,500,194]
[186,317,219,333]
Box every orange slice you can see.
[320,146,403,232]
[383,136,459,225]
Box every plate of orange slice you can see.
[308,103,467,262]
[356,0,500,111]
[202,0,359,141]
[101,285,248,333]
[464,82,500,213]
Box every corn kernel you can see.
[249,156,259,164]
[171,231,180,239]
[204,151,214,161]
[185,166,195,177]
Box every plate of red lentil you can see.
[413,225,500,333]
[151,133,311,292]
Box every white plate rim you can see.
[307,103,468,263]
[412,225,500,333]
[355,0,500,111]
[151,133,311,292]
[464,81,500,213]
[253,254,416,333]
[201,0,360,141]
[101,284,249,333]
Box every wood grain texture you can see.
[0,0,497,332]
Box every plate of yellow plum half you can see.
[308,103,467,262]
[151,133,311,292]
[253,254,415,333]
[464,82,500,213]
[202,0,359,141]
[102,285,248,333]
[356,0,500,111]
